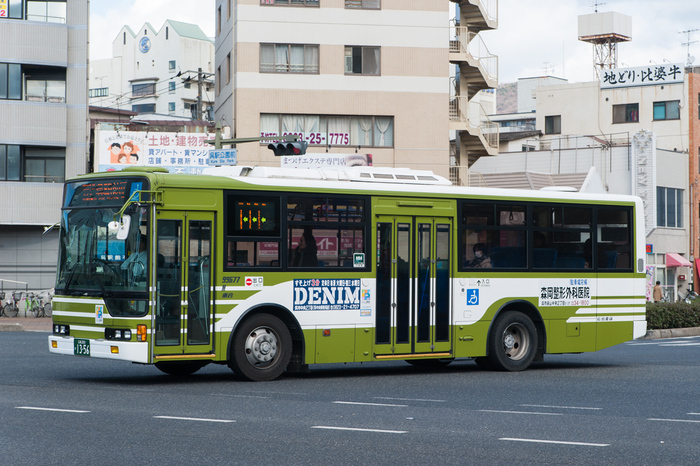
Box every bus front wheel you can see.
[229,313,292,382]
[487,311,537,371]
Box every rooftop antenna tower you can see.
[679,28,699,66]
[578,6,632,79]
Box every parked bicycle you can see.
[26,292,44,318]
[42,289,53,317]
[2,291,22,318]
[678,286,699,304]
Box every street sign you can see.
[208,148,237,166]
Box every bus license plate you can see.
[74,339,90,356]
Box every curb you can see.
[0,323,24,332]
[641,327,700,340]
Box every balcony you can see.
[451,0,498,32]
[449,96,499,164]
[449,27,498,92]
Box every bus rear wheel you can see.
[486,311,537,371]
[229,313,291,382]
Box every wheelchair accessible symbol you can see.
[467,289,479,306]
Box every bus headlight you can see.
[53,324,70,336]
[105,328,133,341]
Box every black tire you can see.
[486,311,537,372]
[155,361,208,376]
[406,358,454,368]
[4,303,18,318]
[228,313,291,382]
[32,304,41,318]
[43,303,52,317]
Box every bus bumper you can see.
[48,335,150,364]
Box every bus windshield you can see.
[55,178,150,316]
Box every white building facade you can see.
[89,20,215,120]
[0,0,88,292]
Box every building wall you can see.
[536,79,689,152]
[216,0,450,175]
[0,1,88,291]
[688,73,700,280]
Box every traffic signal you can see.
[267,141,308,156]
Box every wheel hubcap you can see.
[502,323,530,361]
[244,327,279,368]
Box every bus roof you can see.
[82,166,642,206]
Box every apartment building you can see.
[89,20,215,120]
[215,0,498,177]
[0,0,88,291]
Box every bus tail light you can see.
[137,325,147,342]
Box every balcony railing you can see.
[469,0,498,24]
[449,96,499,151]
[449,27,498,83]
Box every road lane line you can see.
[648,418,700,423]
[479,409,563,416]
[500,438,609,447]
[520,404,602,410]
[16,406,90,413]
[333,401,407,407]
[312,426,407,434]
[154,416,235,423]
[375,397,445,403]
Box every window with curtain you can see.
[260,44,319,73]
[653,101,680,120]
[345,0,380,9]
[261,114,394,147]
[344,46,380,75]
[612,103,639,123]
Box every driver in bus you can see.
[121,235,148,280]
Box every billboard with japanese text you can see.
[96,129,213,174]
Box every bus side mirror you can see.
[108,215,131,240]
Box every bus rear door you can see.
[375,215,453,358]
[152,212,215,361]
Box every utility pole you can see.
[197,67,203,121]
[177,69,213,120]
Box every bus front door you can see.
[375,216,452,358]
[152,212,215,360]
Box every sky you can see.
[89,0,700,84]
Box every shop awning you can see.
[666,253,692,267]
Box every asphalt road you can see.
[2,332,700,465]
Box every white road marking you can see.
[16,406,90,413]
[500,438,609,447]
[333,401,407,407]
[648,418,700,424]
[312,426,407,434]
[154,416,235,423]
[520,404,602,410]
[479,409,563,416]
[375,397,445,403]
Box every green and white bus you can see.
[49,166,646,381]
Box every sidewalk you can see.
[0,316,53,332]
